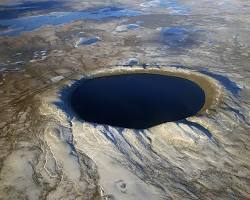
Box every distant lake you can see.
[0,5,141,36]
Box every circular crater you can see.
[71,72,208,129]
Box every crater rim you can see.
[68,67,222,129]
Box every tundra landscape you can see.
[0,0,250,199]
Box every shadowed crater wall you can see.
[70,73,205,129]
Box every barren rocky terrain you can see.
[0,0,250,199]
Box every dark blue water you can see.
[0,6,141,36]
[0,1,65,20]
[71,73,205,129]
